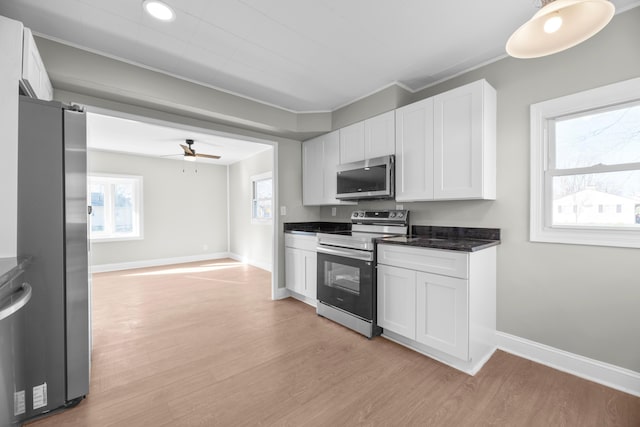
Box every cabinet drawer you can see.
[284,234,318,252]
[377,244,468,279]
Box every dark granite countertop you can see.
[377,226,501,252]
[0,256,31,287]
[284,222,351,235]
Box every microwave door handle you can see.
[388,157,394,197]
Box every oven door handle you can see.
[316,245,373,262]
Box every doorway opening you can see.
[84,106,279,299]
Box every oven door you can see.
[316,246,374,321]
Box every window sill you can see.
[251,219,273,225]
[91,235,144,243]
[530,227,640,249]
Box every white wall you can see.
[89,150,228,267]
[228,149,274,271]
[322,8,640,373]
[0,16,23,257]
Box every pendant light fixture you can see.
[506,0,615,58]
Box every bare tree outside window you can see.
[531,77,640,248]
[550,102,640,227]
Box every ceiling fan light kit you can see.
[506,0,615,58]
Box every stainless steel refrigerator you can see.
[8,95,91,426]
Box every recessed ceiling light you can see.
[143,0,176,22]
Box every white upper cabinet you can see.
[365,110,395,159]
[302,135,325,206]
[433,80,496,200]
[303,131,355,206]
[339,111,395,164]
[21,28,53,101]
[339,121,365,164]
[395,97,435,201]
[321,131,343,203]
[395,79,496,202]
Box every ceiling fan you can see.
[180,139,221,160]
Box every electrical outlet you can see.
[203,244,208,251]
[280,206,287,216]
[396,204,404,210]
[331,207,337,216]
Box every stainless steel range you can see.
[316,210,409,338]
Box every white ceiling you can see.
[3,0,637,113]
[87,112,272,165]
[3,1,639,161]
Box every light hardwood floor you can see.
[28,259,639,426]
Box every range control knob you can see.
[397,212,404,218]
[389,212,396,218]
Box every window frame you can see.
[250,171,273,224]
[530,77,640,249]
[88,173,144,242]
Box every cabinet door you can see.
[21,28,53,101]
[285,247,304,294]
[321,131,348,204]
[339,121,365,164]
[377,265,416,339]
[303,132,353,206]
[302,137,325,206]
[365,111,395,159]
[395,97,434,201]
[303,250,317,300]
[415,272,469,360]
[433,80,492,200]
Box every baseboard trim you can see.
[228,252,272,272]
[286,290,318,308]
[274,287,290,300]
[91,252,231,273]
[496,331,640,397]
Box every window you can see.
[251,172,272,223]
[530,77,640,248]
[88,174,143,241]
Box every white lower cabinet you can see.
[377,243,496,375]
[415,272,468,361]
[377,265,416,339]
[284,234,317,304]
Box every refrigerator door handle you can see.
[0,283,32,321]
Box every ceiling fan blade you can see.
[180,144,194,155]
[196,153,221,159]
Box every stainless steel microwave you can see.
[335,155,395,200]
